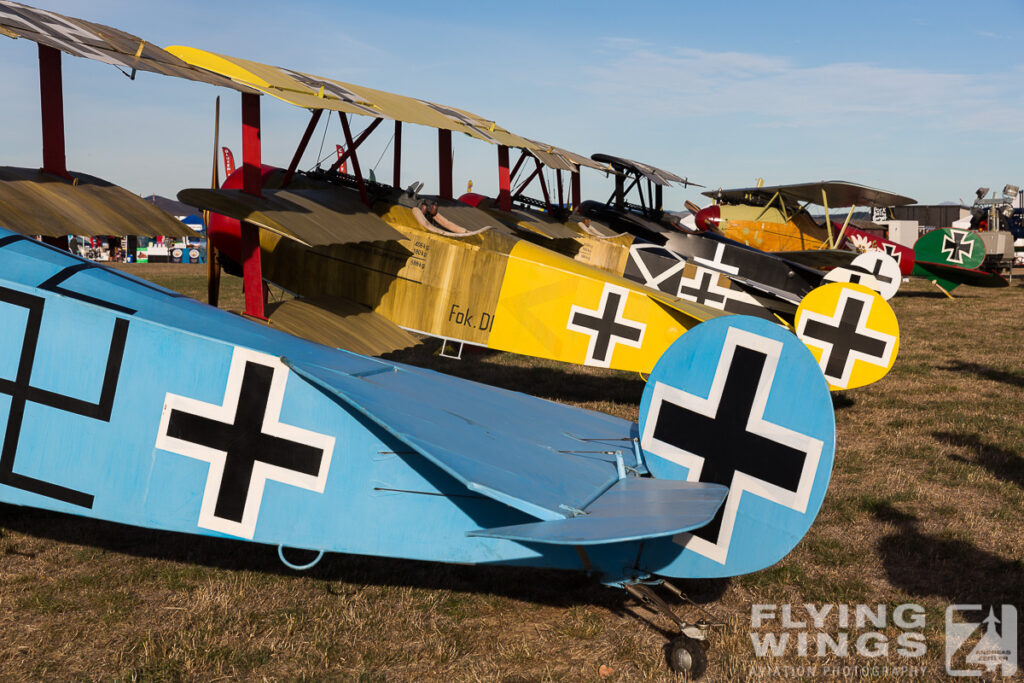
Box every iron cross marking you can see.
[157,350,335,539]
[651,346,807,544]
[849,257,894,286]
[678,269,727,307]
[0,286,128,508]
[799,295,891,385]
[941,230,974,264]
[567,285,645,367]
[625,246,685,295]
[881,243,902,265]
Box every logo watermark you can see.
[748,602,1019,678]
[946,604,1017,677]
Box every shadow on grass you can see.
[0,503,727,624]
[384,340,647,407]
[873,503,1024,604]
[939,360,1024,389]
[831,393,856,410]
[933,431,1024,489]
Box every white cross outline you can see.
[941,229,974,265]
[628,243,687,290]
[881,243,903,265]
[155,347,335,539]
[275,67,379,117]
[823,252,901,301]
[0,4,130,67]
[628,244,763,312]
[566,283,646,368]
[693,242,740,276]
[676,264,764,312]
[795,287,897,389]
[640,327,824,565]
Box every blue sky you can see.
[1,0,1022,209]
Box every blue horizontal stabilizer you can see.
[285,356,640,522]
[466,478,727,545]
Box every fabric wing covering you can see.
[164,45,596,173]
[0,2,253,92]
[265,297,419,357]
[178,187,403,247]
[284,354,727,543]
[704,181,915,208]
[0,167,193,238]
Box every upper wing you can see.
[590,153,698,187]
[165,45,593,175]
[0,167,192,238]
[704,181,915,208]
[178,187,403,247]
[0,1,253,91]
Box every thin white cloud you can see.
[579,43,1024,132]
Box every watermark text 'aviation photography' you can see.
[747,603,1017,678]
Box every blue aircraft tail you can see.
[634,315,836,579]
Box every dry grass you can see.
[1,267,1022,681]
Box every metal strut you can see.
[624,581,715,641]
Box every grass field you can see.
[1,265,1022,681]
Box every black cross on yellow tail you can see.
[566,285,645,368]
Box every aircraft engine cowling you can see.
[206,164,283,265]
[694,205,720,231]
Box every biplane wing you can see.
[0,1,256,240]
[0,2,254,91]
[703,181,916,208]
[178,187,404,247]
[264,297,419,357]
[0,167,193,238]
[164,45,587,170]
[590,153,700,188]
[774,249,859,269]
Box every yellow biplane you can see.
[0,2,728,374]
[696,180,917,270]
[157,47,732,373]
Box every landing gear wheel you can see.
[667,635,707,679]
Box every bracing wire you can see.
[372,130,396,173]
[313,110,332,169]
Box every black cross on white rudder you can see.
[796,289,896,389]
[941,230,974,265]
[156,348,335,539]
[848,257,894,287]
[567,284,645,368]
[640,327,823,564]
